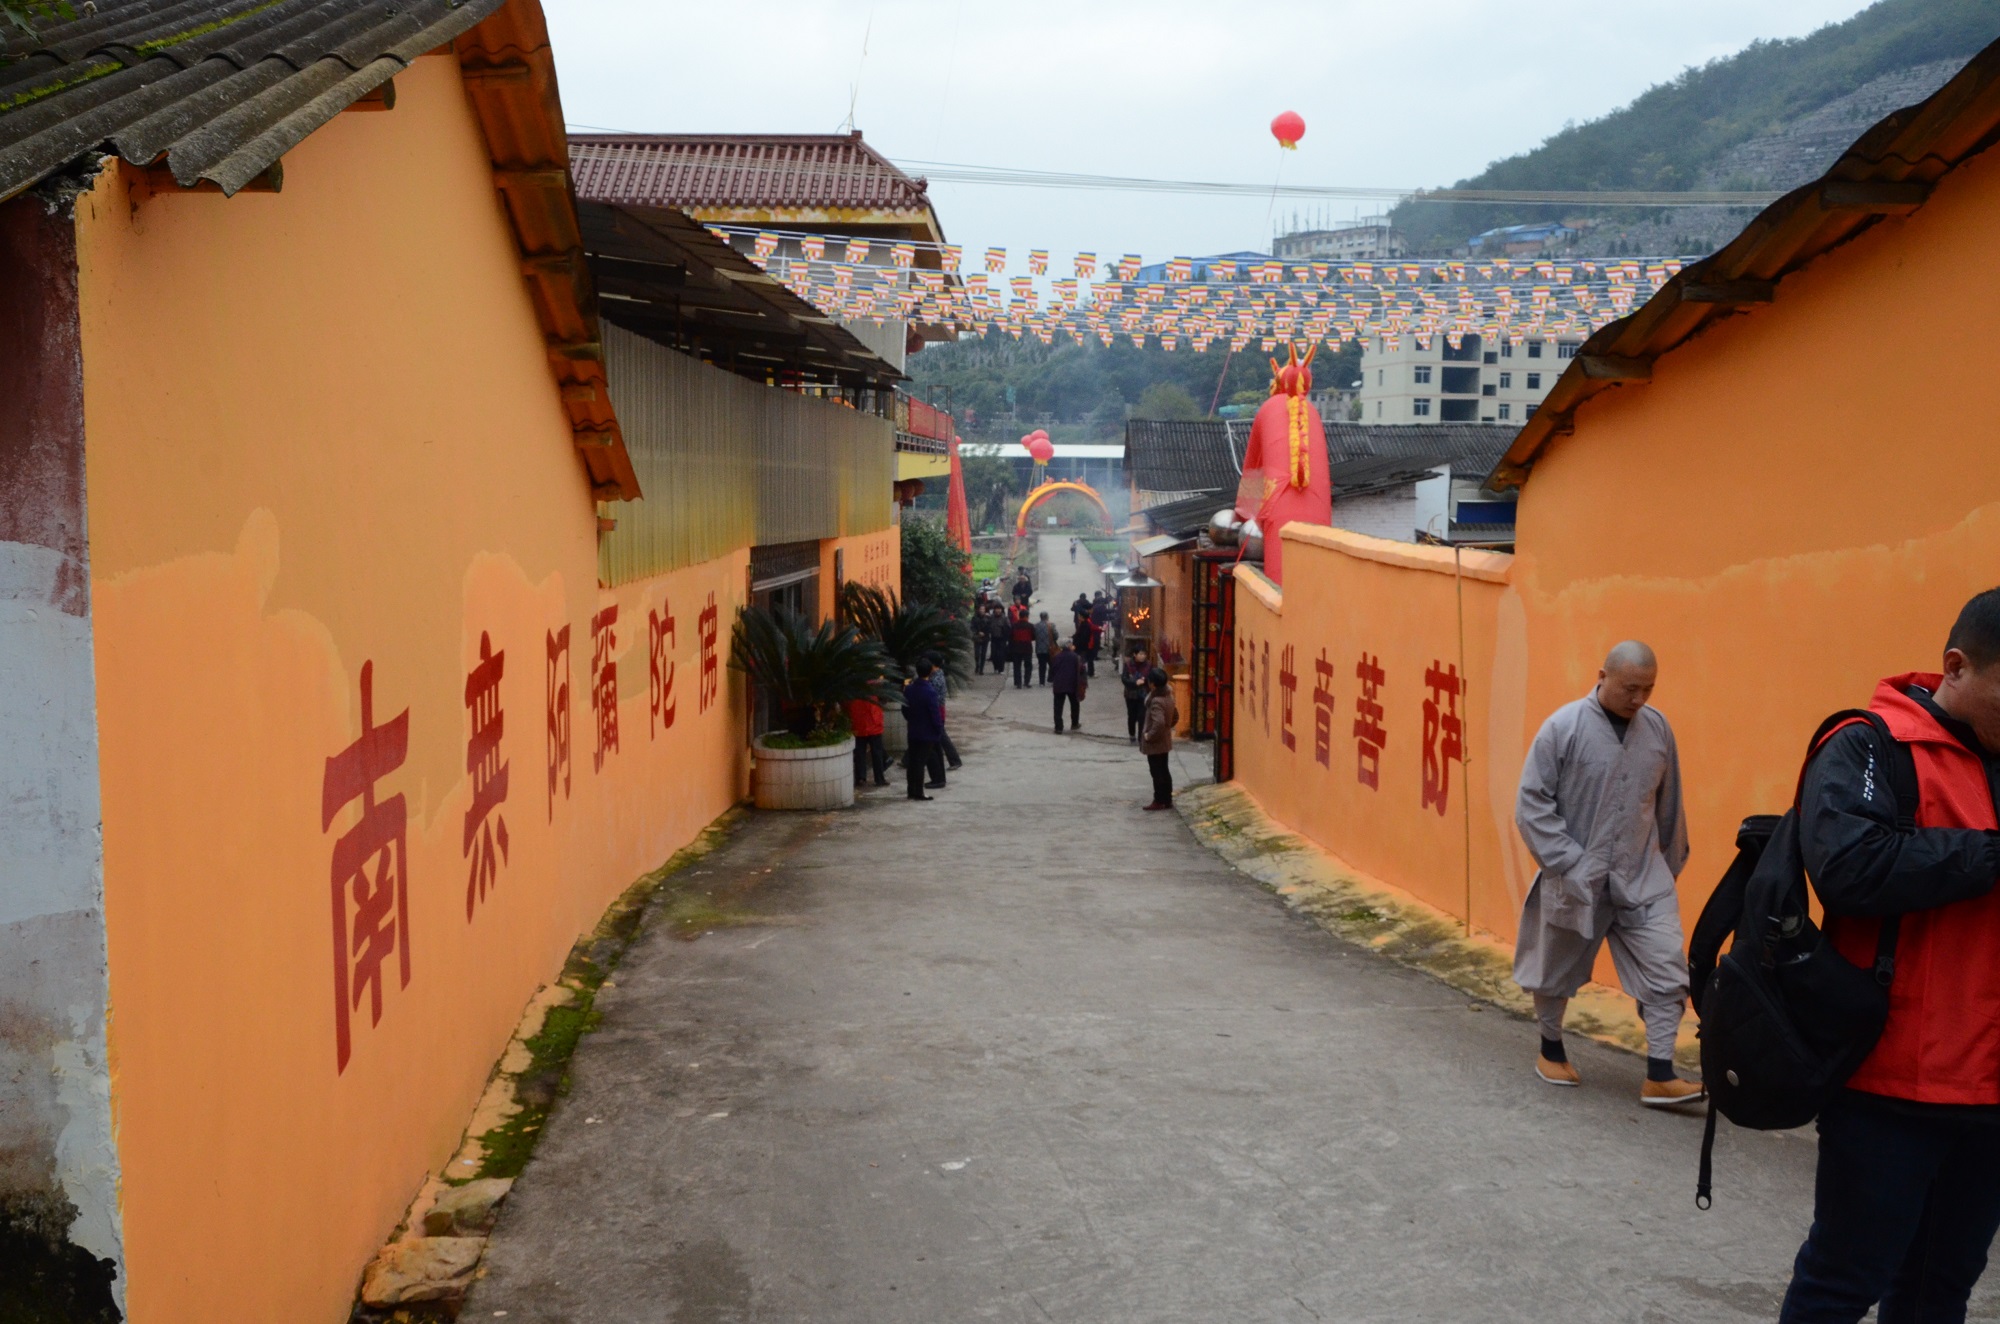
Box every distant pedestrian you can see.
[1034,612,1055,685]
[1012,571,1033,607]
[1007,610,1036,688]
[972,609,992,675]
[1069,538,1078,563]
[1082,616,1102,676]
[847,695,889,788]
[1513,641,1703,1107]
[1778,589,2000,1322]
[902,659,944,802]
[927,654,963,772]
[1140,668,1178,810]
[1122,645,1153,743]
[1051,640,1085,733]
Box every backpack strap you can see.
[1696,1097,1718,1210]
[1799,708,1918,985]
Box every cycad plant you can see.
[729,606,895,741]
[838,583,972,690]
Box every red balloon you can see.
[1271,110,1305,150]
[1027,438,1055,462]
[1019,432,1039,451]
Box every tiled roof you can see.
[1494,35,2000,490]
[1324,422,1519,472]
[0,0,503,202]
[1138,490,1231,539]
[1127,418,1518,495]
[1123,419,1246,495]
[569,131,932,216]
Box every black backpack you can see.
[1687,709,1919,1208]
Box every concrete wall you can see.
[1232,132,2000,991]
[0,182,124,1316]
[1333,488,1418,543]
[67,56,755,1323]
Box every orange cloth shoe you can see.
[1535,1055,1581,1087]
[1641,1077,1707,1108]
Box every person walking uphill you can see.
[901,659,945,802]
[1122,646,1153,743]
[1034,612,1055,686]
[1140,668,1177,810]
[1778,588,2000,1324]
[1513,641,1705,1107]
[1051,640,1085,733]
[1007,609,1036,689]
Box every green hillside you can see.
[1391,0,2000,252]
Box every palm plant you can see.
[838,583,971,691]
[729,606,895,740]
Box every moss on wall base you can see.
[0,1197,122,1324]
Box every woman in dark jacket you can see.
[1121,645,1153,742]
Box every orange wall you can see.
[1233,136,2000,978]
[818,525,901,620]
[1232,528,1529,936]
[77,57,748,1322]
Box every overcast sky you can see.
[544,0,1877,263]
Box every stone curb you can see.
[1175,781,1700,1070]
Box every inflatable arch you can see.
[1014,480,1111,537]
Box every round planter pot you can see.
[754,735,856,811]
[880,703,908,754]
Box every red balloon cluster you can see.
[1270,110,1305,150]
[1020,429,1054,463]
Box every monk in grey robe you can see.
[1513,641,1705,1107]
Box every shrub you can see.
[728,606,894,740]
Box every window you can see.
[1527,340,1544,358]
[1526,373,1542,390]
[1500,343,1513,358]
[1481,384,1496,397]
[1499,372,1513,388]
[1377,369,1384,386]
[1413,365,1432,384]
[1558,342,1578,360]
[1483,352,1498,364]
[1526,404,1539,419]
[1412,398,1432,417]
[1375,400,1382,418]
[1498,404,1512,420]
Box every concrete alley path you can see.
[466,537,1956,1323]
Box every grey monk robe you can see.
[1512,693,1690,1031]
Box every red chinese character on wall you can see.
[1278,644,1298,752]
[464,632,510,921]
[698,593,720,712]
[546,625,570,819]
[1261,640,1273,736]
[1312,649,1336,768]
[591,605,619,772]
[1241,632,1256,719]
[649,601,677,738]
[322,661,411,1074]
[1353,652,1387,790]
[1422,661,1465,815]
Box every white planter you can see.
[880,703,908,754]
[754,736,856,811]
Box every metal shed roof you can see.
[1491,37,2000,491]
[1123,419,1247,495]
[0,0,504,201]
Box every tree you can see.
[959,451,1020,533]
[899,514,974,618]
[1133,381,1201,421]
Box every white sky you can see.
[544,0,1877,264]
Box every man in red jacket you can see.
[1781,587,2000,1323]
[847,696,888,789]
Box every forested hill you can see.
[1391,0,2000,254]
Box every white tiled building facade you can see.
[1354,333,1581,425]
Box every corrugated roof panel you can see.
[568,131,933,215]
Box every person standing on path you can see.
[1778,589,2000,1324]
[1034,612,1055,686]
[847,695,889,789]
[1051,640,1085,733]
[1069,538,1078,563]
[902,659,944,801]
[1008,609,1035,689]
[1122,646,1153,743]
[927,654,963,772]
[1012,570,1033,608]
[1512,641,1704,1107]
[1140,667,1178,810]
[973,608,992,676]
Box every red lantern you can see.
[1019,432,1039,452]
[1027,437,1055,463]
[1271,111,1305,150]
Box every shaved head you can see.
[1605,640,1657,674]
[1597,641,1659,721]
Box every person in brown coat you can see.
[1140,667,1178,810]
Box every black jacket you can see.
[1799,691,2000,918]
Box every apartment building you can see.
[1272,217,1406,263]
[1355,332,1581,424]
